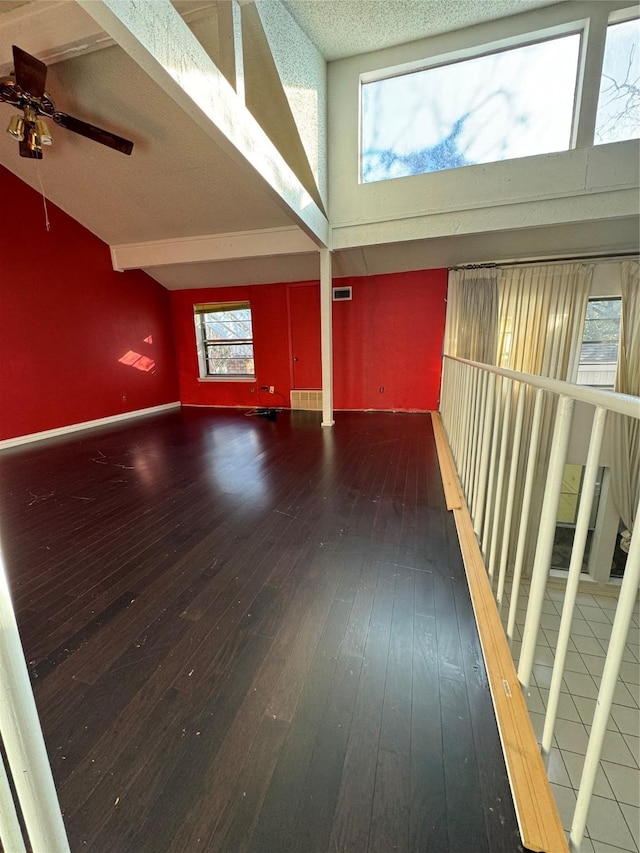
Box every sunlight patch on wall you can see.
[118,350,156,372]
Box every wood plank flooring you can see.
[0,409,531,852]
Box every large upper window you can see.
[595,17,640,145]
[194,302,255,379]
[361,33,581,183]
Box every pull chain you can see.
[35,160,50,232]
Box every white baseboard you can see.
[0,402,181,450]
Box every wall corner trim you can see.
[0,403,181,451]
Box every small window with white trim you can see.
[576,297,621,389]
[194,302,255,379]
[361,31,582,183]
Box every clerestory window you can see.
[595,16,640,145]
[361,32,582,183]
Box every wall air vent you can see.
[333,286,352,301]
[290,390,323,411]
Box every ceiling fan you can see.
[0,45,133,158]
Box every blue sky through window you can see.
[361,34,581,183]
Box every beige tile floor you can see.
[503,583,640,853]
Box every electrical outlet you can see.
[269,386,274,394]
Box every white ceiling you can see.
[283,0,568,61]
[0,0,635,290]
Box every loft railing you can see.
[439,355,639,853]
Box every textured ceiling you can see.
[0,1,28,14]
[0,2,297,248]
[0,39,291,246]
[283,0,568,60]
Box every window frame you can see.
[576,295,622,390]
[359,21,587,184]
[594,12,640,146]
[193,301,256,381]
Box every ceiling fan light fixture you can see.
[6,45,134,158]
[35,118,53,145]
[7,114,24,141]
[26,123,42,154]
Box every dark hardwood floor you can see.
[0,408,529,852]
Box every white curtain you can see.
[497,263,593,379]
[611,260,640,552]
[496,263,593,573]
[445,268,499,363]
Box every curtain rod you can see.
[450,251,639,271]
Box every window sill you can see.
[197,376,256,383]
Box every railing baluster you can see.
[461,363,475,499]
[459,364,471,497]
[542,406,608,760]
[474,372,496,539]
[444,360,456,460]
[441,359,452,445]
[570,487,640,852]
[471,372,487,522]
[453,360,462,460]
[488,378,513,582]
[452,360,463,464]
[507,387,544,646]
[496,381,525,612]
[482,375,503,564]
[0,543,70,853]
[465,367,479,506]
[468,367,482,515]
[518,394,575,690]
[0,750,27,853]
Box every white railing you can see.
[440,355,640,853]
[0,541,70,852]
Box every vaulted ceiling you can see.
[0,0,636,289]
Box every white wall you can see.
[256,0,327,206]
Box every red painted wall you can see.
[171,268,447,413]
[333,269,447,411]
[171,283,294,410]
[0,166,179,441]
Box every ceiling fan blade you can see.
[52,111,133,155]
[13,45,47,99]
